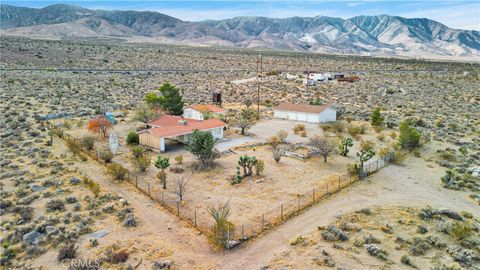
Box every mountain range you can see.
[1,4,479,59]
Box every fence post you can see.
[147,182,150,197]
[194,210,197,227]
[338,176,340,190]
[261,214,265,231]
[177,201,180,216]
[297,195,300,212]
[326,183,329,194]
[242,224,244,239]
[281,204,283,220]
[135,175,138,188]
[161,191,164,204]
[227,226,230,250]
[312,188,315,203]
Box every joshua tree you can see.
[238,155,257,176]
[155,156,170,189]
[356,141,375,176]
[339,137,354,156]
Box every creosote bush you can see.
[107,163,128,181]
[99,148,113,163]
[46,199,65,212]
[57,244,76,262]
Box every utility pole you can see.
[256,54,262,120]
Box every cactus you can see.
[339,138,353,156]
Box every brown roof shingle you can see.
[273,103,329,114]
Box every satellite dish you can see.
[109,131,120,154]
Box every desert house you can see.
[138,115,226,152]
[273,102,337,123]
[183,104,227,121]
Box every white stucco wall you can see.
[274,108,336,123]
[183,108,204,120]
[319,108,337,123]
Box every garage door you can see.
[297,112,308,122]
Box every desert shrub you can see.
[376,134,385,141]
[392,149,408,164]
[449,221,473,240]
[169,166,184,174]
[81,135,95,150]
[293,124,305,134]
[66,138,81,155]
[103,245,129,264]
[398,120,421,150]
[378,147,390,158]
[400,255,416,268]
[46,199,65,212]
[390,131,397,139]
[57,244,76,262]
[267,135,281,148]
[410,238,431,256]
[276,130,288,143]
[126,131,139,145]
[289,235,306,246]
[207,201,234,249]
[98,149,113,163]
[130,145,145,158]
[321,122,344,133]
[174,155,183,164]
[348,124,366,138]
[83,177,100,197]
[132,155,150,172]
[107,163,128,181]
[346,163,360,176]
[255,160,265,175]
[300,131,307,137]
[13,206,34,222]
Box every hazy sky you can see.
[3,1,480,30]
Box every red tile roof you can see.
[274,103,330,114]
[186,104,226,113]
[144,115,226,138]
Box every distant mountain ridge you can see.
[1,4,479,58]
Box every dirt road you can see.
[66,136,477,270]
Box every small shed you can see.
[273,103,336,123]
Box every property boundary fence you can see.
[45,120,394,250]
[360,152,394,178]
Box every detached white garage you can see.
[273,103,337,123]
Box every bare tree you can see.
[173,177,189,202]
[309,135,337,162]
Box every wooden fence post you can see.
[261,214,265,231]
[147,182,150,197]
[161,191,164,204]
[194,210,197,228]
[326,183,329,194]
[338,176,340,190]
[177,202,180,216]
[312,188,315,203]
[297,195,300,212]
[281,204,283,220]
[242,224,244,239]
[135,175,138,188]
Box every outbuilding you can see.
[183,104,227,121]
[273,103,336,123]
[138,115,226,152]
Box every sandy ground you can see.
[54,132,479,269]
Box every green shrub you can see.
[398,121,421,150]
[132,155,150,172]
[130,146,145,158]
[174,155,183,164]
[81,135,96,150]
[99,148,113,163]
[449,221,473,240]
[126,131,139,145]
[46,199,65,212]
[107,163,128,181]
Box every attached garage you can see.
[273,103,336,124]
